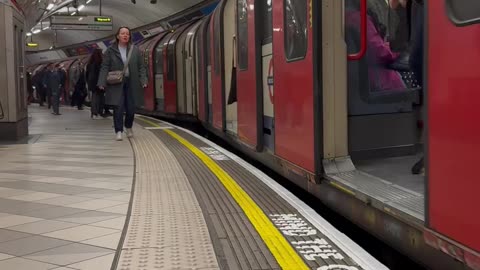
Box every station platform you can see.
[0,105,388,270]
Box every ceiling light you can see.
[46,3,54,10]
[78,5,85,10]
[71,11,77,15]
[26,32,32,36]
[86,0,92,3]
[32,29,41,34]
[43,26,50,30]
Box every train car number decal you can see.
[199,147,229,160]
[270,214,361,269]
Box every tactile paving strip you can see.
[115,125,220,270]
[154,131,281,270]
[158,129,364,270]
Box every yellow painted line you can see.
[137,116,163,128]
[329,181,356,196]
[137,117,309,270]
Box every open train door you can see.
[426,1,480,267]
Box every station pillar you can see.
[0,1,28,141]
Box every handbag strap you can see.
[122,46,134,73]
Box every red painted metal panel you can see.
[236,0,258,147]
[210,7,224,130]
[272,0,314,172]
[428,1,480,252]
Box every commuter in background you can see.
[44,65,53,109]
[47,64,63,115]
[74,63,87,110]
[87,49,105,119]
[69,62,80,107]
[26,72,33,105]
[97,26,148,141]
[34,68,48,107]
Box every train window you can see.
[237,0,248,70]
[154,45,164,74]
[446,0,480,26]
[284,0,307,61]
[261,0,273,44]
[214,10,221,75]
[167,42,175,81]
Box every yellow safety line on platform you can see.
[137,117,309,270]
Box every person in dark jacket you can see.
[87,50,104,119]
[74,64,87,110]
[97,26,148,141]
[47,64,64,115]
[26,72,33,105]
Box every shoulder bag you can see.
[106,47,134,85]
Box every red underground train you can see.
[37,1,480,269]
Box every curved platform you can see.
[0,106,387,270]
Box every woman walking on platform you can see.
[97,26,148,141]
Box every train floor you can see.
[0,104,387,270]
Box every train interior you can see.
[332,0,426,222]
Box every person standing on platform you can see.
[26,72,33,105]
[87,50,104,119]
[47,64,63,115]
[97,26,148,141]
[69,62,81,107]
[74,63,87,110]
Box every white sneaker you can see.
[126,128,133,138]
[116,132,123,141]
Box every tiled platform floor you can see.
[0,105,134,269]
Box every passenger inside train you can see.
[345,0,424,190]
[345,0,419,92]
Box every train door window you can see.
[167,42,175,80]
[207,22,212,66]
[284,0,307,61]
[237,0,248,70]
[261,0,273,44]
[214,11,221,75]
[155,44,164,74]
[446,0,480,26]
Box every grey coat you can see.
[97,43,147,107]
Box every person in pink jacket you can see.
[345,0,406,92]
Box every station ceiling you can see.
[16,0,202,50]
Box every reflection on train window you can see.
[446,0,480,26]
[167,42,175,80]
[237,0,248,70]
[261,0,273,45]
[206,22,211,66]
[214,10,221,75]
[144,49,150,66]
[284,0,307,61]
[154,45,164,73]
